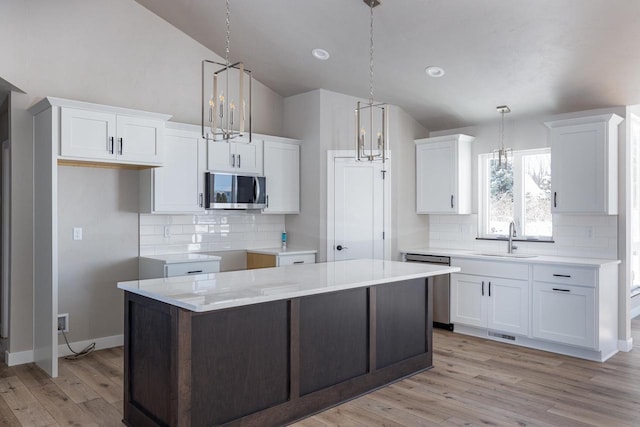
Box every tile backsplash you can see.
[428,214,618,259]
[139,212,285,256]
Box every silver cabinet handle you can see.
[488,281,491,297]
[481,281,484,296]
[552,288,571,293]
[266,194,269,208]
[232,154,236,167]
[118,137,123,155]
[451,195,454,209]
[238,154,241,168]
[108,136,114,154]
[199,193,204,207]
[554,192,557,208]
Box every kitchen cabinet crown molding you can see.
[28,96,172,121]
[414,133,475,145]
[544,113,623,129]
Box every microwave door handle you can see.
[254,177,260,203]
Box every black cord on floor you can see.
[61,329,96,360]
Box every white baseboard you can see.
[4,334,124,366]
[58,334,123,358]
[618,338,634,352]
[4,349,34,366]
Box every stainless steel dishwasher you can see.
[404,253,453,331]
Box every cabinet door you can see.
[234,140,263,175]
[116,115,163,165]
[487,278,529,336]
[207,140,234,172]
[60,107,116,160]
[153,131,203,213]
[532,281,596,348]
[551,122,606,213]
[451,273,487,328]
[416,141,456,213]
[263,141,299,214]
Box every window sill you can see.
[475,237,555,243]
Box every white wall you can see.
[284,89,428,262]
[0,0,285,354]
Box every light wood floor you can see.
[3,320,640,426]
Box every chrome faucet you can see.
[508,221,517,254]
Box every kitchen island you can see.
[117,259,459,427]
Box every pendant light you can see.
[493,105,512,169]
[201,0,252,142]
[355,0,387,163]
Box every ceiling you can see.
[135,0,640,130]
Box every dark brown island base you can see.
[118,259,458,426]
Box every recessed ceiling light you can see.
[312,48,330,61]
[425,66,445,78]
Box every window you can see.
[480,148,552,240]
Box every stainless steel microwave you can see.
[204,172,267,210]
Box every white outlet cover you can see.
[73,227,83,240]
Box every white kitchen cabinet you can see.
[61,106,166,166]
[415,134,474,214]
[263,139,300,214]
[451,273,529,336]
[139,254,221,279]
[532,281,595,348]
[139,123,206,213]
[545,114,622,214]
[246,250,316,269]
[207,137,263,175]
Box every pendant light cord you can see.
[225,0,231,67]
[369,1,374,105]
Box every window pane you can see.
[487,158,513,235]
[523,153,552,237]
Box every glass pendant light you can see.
[201,0,252,142]
[355,0,387,163]
[493,105,512,169]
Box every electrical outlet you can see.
[73,227,83,241]
[57,313,69,333]
[164,226,170,238]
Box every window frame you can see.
[478,147,553,241]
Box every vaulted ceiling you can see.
[135,0,640,130]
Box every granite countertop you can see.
[118,259,459,312]
[246,247,318,256]
[400,247,620,267]
[139,253,222,263]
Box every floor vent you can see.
[488,331,516,341]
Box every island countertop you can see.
[117,259,459,312]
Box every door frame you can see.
[1,139,10,338]
[326,150,391,262]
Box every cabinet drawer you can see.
[533,265,596,287]
[278,254,316,266]
[165,261,220,277]
[451,258,529,280]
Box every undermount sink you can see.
[473,252,538,259]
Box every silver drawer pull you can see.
[293,261,304,264]
[552,288,571,292]
[187,270,204,274]
[552,274,571,278]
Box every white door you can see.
[331,157,384,261]
[416,140,455,213]
[60,107,116,160]
[263,140,299,214]
[487,277,529,335]
[116,115,163,165]
[451,273,487,328]
[234,140,263,175]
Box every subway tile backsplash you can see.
[139,212,285,256]
[428,214,618,259]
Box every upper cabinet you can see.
[415,134,474,214]
[207,138,263,175]
[545,114,622,215]
[140,123,206,214]
[55,100,170,167]
[262,138,300,214]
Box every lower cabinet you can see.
[532,281,595,348]
[247,251,316,269]
[451,273,529,336]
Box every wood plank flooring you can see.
[3,320,640,426]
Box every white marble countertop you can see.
[118,259,459,312]
[139,253,221,263]
[246,247,318,256]
[400,247,620,267]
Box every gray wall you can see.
[284,89,429,262]
[0,0,285,353]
